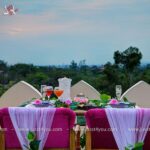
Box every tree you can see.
[79,59,88,73]
[114,46,142,85]
[102,62,119,96]
[114,47,142,71]
[0,60,7,71]
[0,60,8,84]
[26,72,49,90]
[113,50,122,65]
[9,63,37,81]
[141,67,150,84]
[69,60,78,70]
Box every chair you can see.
[120,81,150,107]
[71,80,100,100]
[85,109,150,150]
[0,108,77,150]
[0,81,42,107]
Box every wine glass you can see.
[46,86,53,100]
[40,85,47,100]
[54,87,64,100]
[116,85,122,101]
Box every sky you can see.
[0,0,150,66]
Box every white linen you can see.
[8,107,56,150]
[105,108,150,150]
[105,108,137,150]
[136,108,150,142]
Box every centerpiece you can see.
[73,93,89,109]
[89,94,136,109]
[108,98,136,108]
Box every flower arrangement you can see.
[65,99,72,105]
[32,99,42,105]
[89,94,111,108]
[22,92,135,109]
[74,97,88,104]
[55,99,72,108]
[73,93,89,109]
[107,97,136,108]
[108,99,119,105]
[31,99,52,107]
[74,93,88,104]
[89,94,136,108]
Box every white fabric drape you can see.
[136,108,150,142]
[8,107,56,150]
[106,108,150,150]
[106,108,137,150]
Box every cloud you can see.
[1,0,149,38]
[1,13,149,40]
[0,13,59,36]
[0,11,99,37]
[55,0,136,11]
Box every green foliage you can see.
[123,97,129,102]
[122,97,136,108]
[0,47,149,99]
[69,60,78,70]
[80,132,86,148]
[89,100,101,106]
[54,100,68,108]
[0,84,5,97]
[125,142,144,150]
[114,47,142,86]
[29,140,41,150]
[77,116,86,126]
[114,47,142,71]
[24,131,40,150]
[89,94,111,107]
[27,72,49,86]
[100,94,111,103]
[70,101,79,110]
[27,131,36,141]
[0,60,7,71]
[128,102,136,108]
[141,68,150,83]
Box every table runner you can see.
[8,107,56,150]
[105,108,150,150]
[136,108,150,142]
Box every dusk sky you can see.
[0,0,150,65]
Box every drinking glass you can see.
[40,85,47,100]
[116,85,122,100]
[54,87,64,100]
[46,86,53,100]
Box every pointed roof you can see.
[71,80,100,100]
[0,81,42,107]
[120,81,150,107]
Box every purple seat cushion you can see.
[0,108,75,148]
[85,109,150,150]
